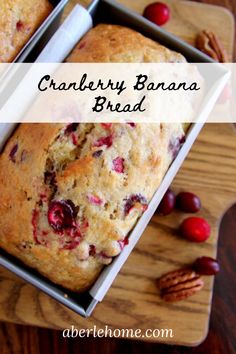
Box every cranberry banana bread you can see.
[0,0,52,62]
[0,25,186,292]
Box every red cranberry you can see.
[16,20,24,31]
[71,133,78,145]
[127,122,136,128]
[118,237,129,250]
[64,123,79,135]
[179,217,211,242]
[9,144,18,163]
[193,256,220,275]
[169,135,186,159]
[156,189,176,215]
[87,194,103,206]
[112,157,124,173]
[143,2,170,26]
[93,135,113,148]
[124,194,148,215]
[47,200,76,232]
[176,192,201,213]
[78,41,86,50]
[101,123,112,130]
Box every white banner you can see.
[0,62,232,123]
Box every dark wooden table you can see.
[1,0,236,353]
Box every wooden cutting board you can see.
[68,0,234,56]
[0,0,235,347]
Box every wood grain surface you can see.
[0,0,236,351]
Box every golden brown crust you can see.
[0,25,186,292]
[67,24,185,63]
[0,0,52,63]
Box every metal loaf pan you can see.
[0,0,228,317]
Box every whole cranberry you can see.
[156,189,176,215]
[143,2,170,26]
[193,256,220,275]
[176,192,201,213]
[179,217,211,242]
[47,200,76,232]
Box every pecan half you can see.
[158,268,204,302]
[196,30,228,63]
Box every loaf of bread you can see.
[0,25,186,292]
[67,24,185,63]
[0,0,52,62]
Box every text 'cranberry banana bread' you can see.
[0,0,52,62]
[0,25,186,292]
